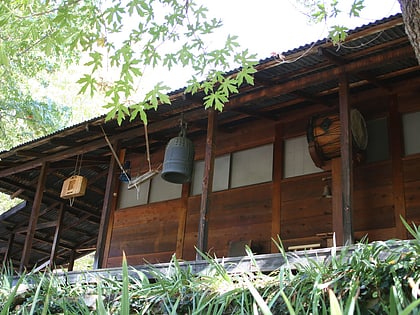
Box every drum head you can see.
[351,109,368,150]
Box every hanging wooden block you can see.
[60,175,87,199]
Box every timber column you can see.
[338,72,354,245]
[19,161,49,272]
[196,108,217,260]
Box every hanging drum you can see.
[161,125,195,184]
[307,109,368,168]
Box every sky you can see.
[139,0,401,92]
[202,0,401,59]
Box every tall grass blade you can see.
[40,274,54,315]
[399,298,420,315]
[243,276,272,315]
[29,272,45,315]
[0,272,25,315]
[96,281,107,315]
[389,286,399,315]
[328,289,343,315]
[279,290,296,315]
[401,215,420,241]
[121,252,130,315]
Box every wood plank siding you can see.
[106,81,420,268]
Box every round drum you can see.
[307,109,368,168]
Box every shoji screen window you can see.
[402,111,420,156]
[284,135,322,178]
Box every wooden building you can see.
[0,14,419,272]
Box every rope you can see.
[100,126,130,181]
[144,123,152,172]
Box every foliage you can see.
[0,0,257,130]
[0,0,79,150]
[1,234,419,314]
[294,0,366,44]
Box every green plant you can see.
[1,223,419,314]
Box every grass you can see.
[1,219,419,314]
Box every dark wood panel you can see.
[353,185,394,210]
[111,220,179,242]
[110,237,177,257]
[281,215,332,239]
[281,197,332,221]
[353,205,395,231]
[109,200,182,264]
[405,180,420,223]
[185,184,272,259]
[354,227,396,242]
[354,162,392,190]
[107,251,175,267]
[403,158,420,183]
[281,173,327,202]
[113,200,181,229]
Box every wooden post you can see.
[176,183,190,259]
[4,233,15,264]
[339,72,354,245]
[271,123,283,252]
[331,158,344,245]
[67,250,76,272]
[49,203,65,269]
[93,142,121,269]
[19,161,49,272]
[389,95,407,239]
[196,108,217,260]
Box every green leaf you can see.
[120,252,130,315]
[0,272,25,315]
[329,25,349,44]
[328,289,343,315]
[76,74,97,97]
[203,91,228,111]
[244,277,273,315]
[350,0,365,17]
[219,77,238,96]
[0,44,10,68]
[84,51,103,73]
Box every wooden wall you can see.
[105,80,420,267]
[108,200,182,266]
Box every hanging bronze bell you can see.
[161,126,194,184]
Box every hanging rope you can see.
[100,126,130,181]
[101,125,159,192]
[144,123,152,172]
[69,153,84,207]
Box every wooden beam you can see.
[49,203,65,269]
[4,233,15,263]
[231,108,279,121]
[271,123,283,252]
[15,150,47,158]
[196,109,217,260]
[19,162,49,272]
[356,70,393,93]
[331,158,344,245]
[338,72,354,245]
[318,47,346,66]
[292,90,333,107]
[225,45,413,109]
[93,142,121,269]
[389,95,407,239]
[14,221,57,233]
